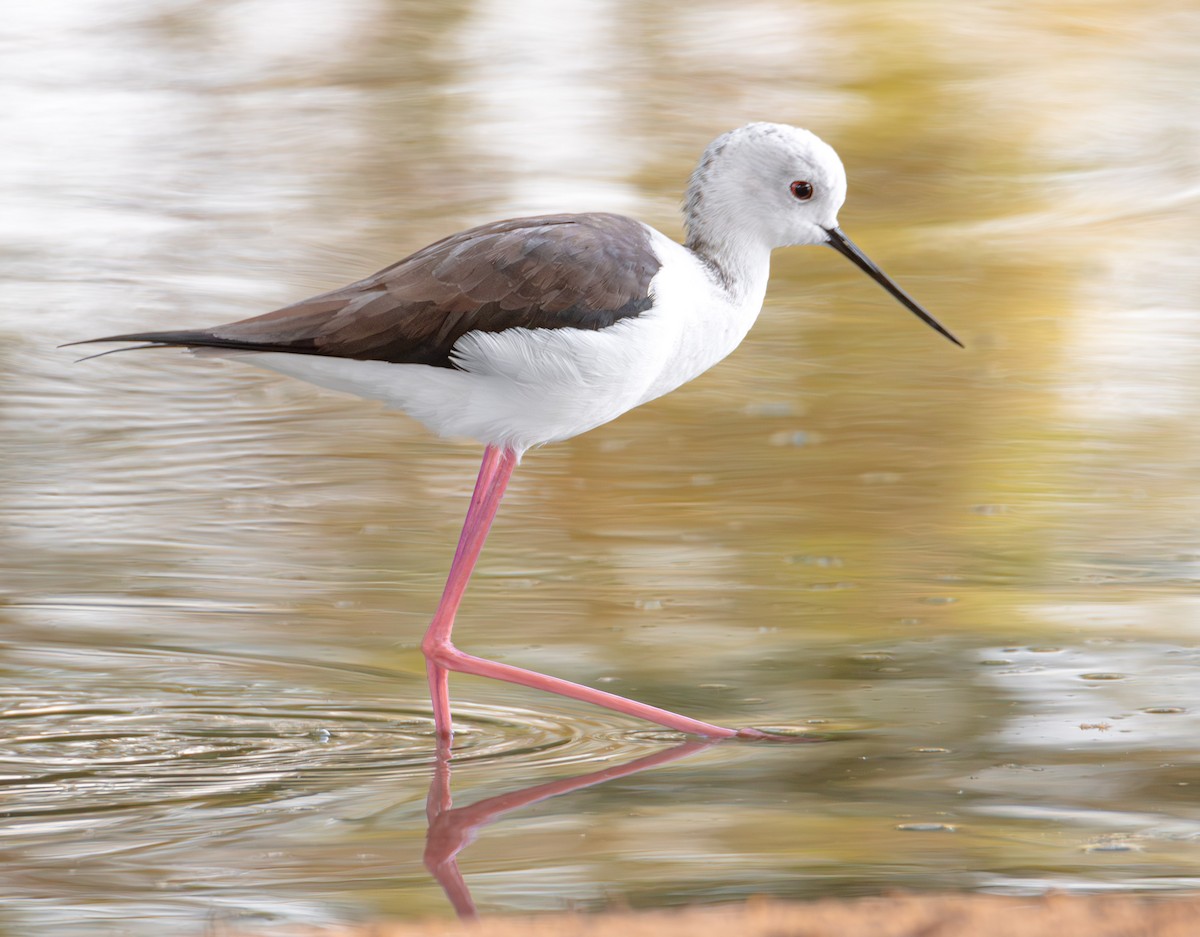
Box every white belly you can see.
[244,233,769,454]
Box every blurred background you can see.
[2,1,1199,934]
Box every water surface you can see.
[2,1,1199,934]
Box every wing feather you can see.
[74,213,661,370]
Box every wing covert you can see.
[85,213,662,369]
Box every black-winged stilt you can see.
[73,123,962,741]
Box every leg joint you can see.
[421,634,461,668]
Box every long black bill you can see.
[824,227,963,348]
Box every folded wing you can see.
[78,213,661,369]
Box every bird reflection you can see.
[423,736,716,918]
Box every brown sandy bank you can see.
[263,893,1199,937]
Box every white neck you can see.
[681,153,775,308]
[684,223,773,309]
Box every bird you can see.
[72,122,961,741]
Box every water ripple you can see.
[0,640,634,830]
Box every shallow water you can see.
[3,0,1199,933]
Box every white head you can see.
[684,122,962,347]
[684,122,847,251]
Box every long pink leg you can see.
[421,445,767,740]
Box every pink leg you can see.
[421,445,767,740]
[423,445,508,738]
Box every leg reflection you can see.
[423,736,716,918]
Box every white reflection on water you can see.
[456,0,640,216]
[1065,261,1200,423]
[978,638,1200,749]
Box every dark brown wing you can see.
[76,213,661,369]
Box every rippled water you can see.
[3,0,1199,934]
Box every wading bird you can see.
[74,123,961,740]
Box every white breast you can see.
[631,228,770,406]
[244,225,770,455]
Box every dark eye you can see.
[789,180,814,201]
